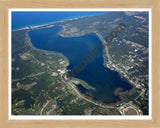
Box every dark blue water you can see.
[76,84,88,93]
[28,26,132,103]
[12,11,109,30]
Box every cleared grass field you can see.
[124,107,138,115]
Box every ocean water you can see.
[12,11,109,30]
[28,26,133,103]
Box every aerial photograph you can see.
[11,10,149,116]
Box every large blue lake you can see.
[28,26,132,103]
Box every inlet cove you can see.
[28,26,133,104]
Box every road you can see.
[12,72,45,82]
[40,100,50,115]
[61,76,115,109]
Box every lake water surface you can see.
[28,26,132,103]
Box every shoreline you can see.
[25,30,70,65]
[25,29,120,107]
[25,28,127,105]
[23,19,141,106]
[26,23,137,90]
[12,12,108,31]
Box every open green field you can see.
[124,108,138,115]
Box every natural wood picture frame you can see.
[0,0,160,128]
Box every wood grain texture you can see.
[0,0,160,127]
